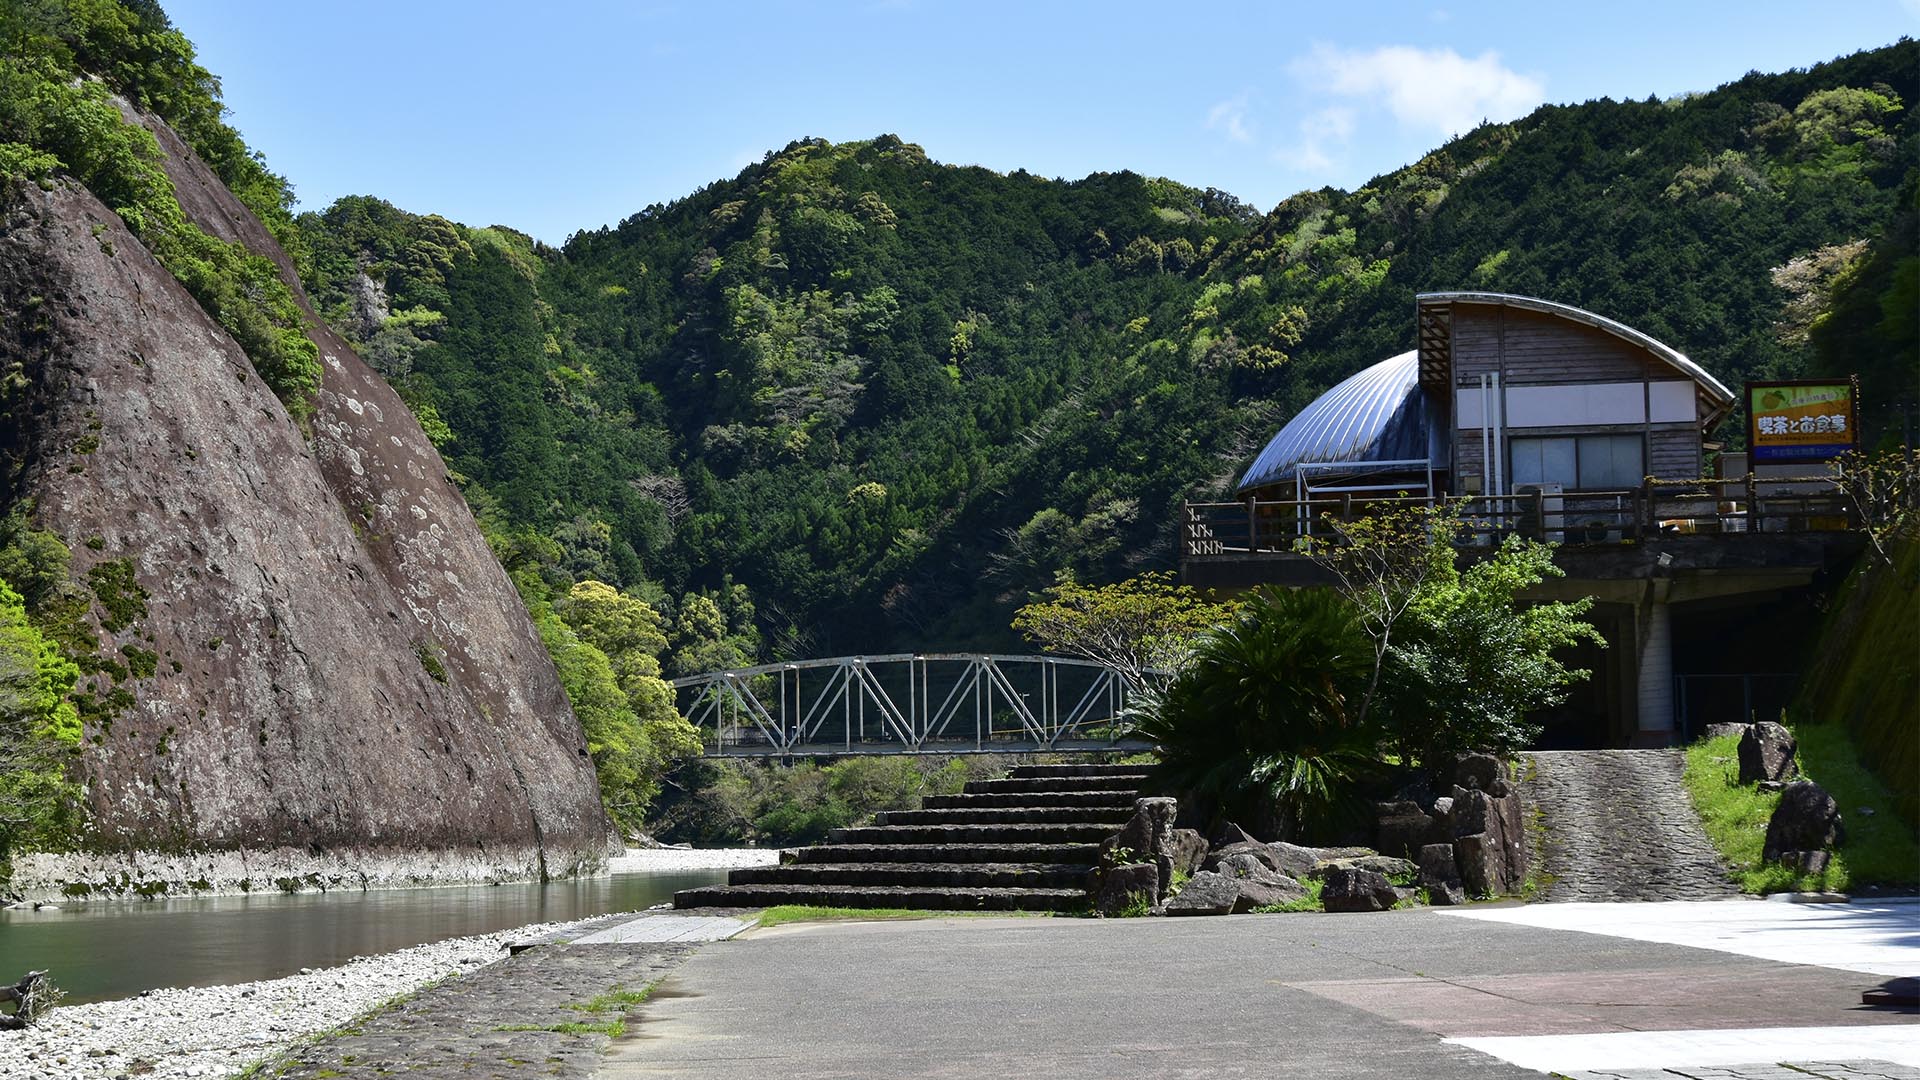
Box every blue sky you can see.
[165,1,1917,244]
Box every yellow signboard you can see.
[1747,379,1859,464]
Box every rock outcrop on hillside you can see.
[0,108,612,897]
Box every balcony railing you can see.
[1181,477,1856,560]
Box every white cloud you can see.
[1275,106,1355,172]
[1206,92,1257,144]
[1293,43,1545,138]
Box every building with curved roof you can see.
[1238,292,1737,500]
[1192,291,1860,754]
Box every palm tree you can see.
[1134,587,1380,839]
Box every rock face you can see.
[0,109,612,896]
[1738,722,1799,785]
[1763,781,1845,864]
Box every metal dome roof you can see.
[1237,350,1444,493]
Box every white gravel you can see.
[606,846,779,873]
[0,912,615,1080]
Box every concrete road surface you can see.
[601,904,1916,1079]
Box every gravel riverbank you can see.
[0,912,632,1080]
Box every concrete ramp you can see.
[1523,750,1740,902]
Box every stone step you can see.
[921,790,1140,810]
[673,883,1087,912]
[731,862,1092,889]
[828,822,1118,846]
[964,776,1148,795]
[871,805,1134,827]
[783,842,1103,865]
[1007,764,1154,780]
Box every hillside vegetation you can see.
[297,42,1918,657]
[1,1,1913,843]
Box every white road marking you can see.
[1440,897,1920,977]
[1447,1025,1920,1073]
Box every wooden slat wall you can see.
[1648,426,1701,480]
[1452,307,1659,385]
[1444,303,1706,488]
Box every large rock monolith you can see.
[1763,781,1844,864]
[1739,722,1799,785]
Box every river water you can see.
[0,868,731,1004]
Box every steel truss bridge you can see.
[669,653,1152,758]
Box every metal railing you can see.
[1673,672,1800,742]
[1182,476,1856,559]
[670,654,1152,757]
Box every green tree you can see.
[1379,536,1603,768]
[1308,501,1601,770]
[0,576,81,868]
[537,594,700,834]
[1011,571,1234,690]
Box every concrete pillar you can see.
[1634,598,1675,745]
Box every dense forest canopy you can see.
[294,41,1916,659]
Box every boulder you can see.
[1168,829,1209,878]
[1699,722,1752,743]
[1450,788,1498,838]
[1232,875,1308,913]
[1763,781,1845,863]
[1777,850,1831,876]
[1262,842,1325,880]
[1454,832,1506,897]
[1311,855,1417,882]
[1416,842,1464,901]
[1215,852,1279,880]
[1455,752,1505,791]
[1738,721,1799,785]
[1092,862,1160,917]
[1486,777,1514,800]
[1321,867,1399,913]
[1492,785,1529,888]
[1100,797,1179,898]
[1203,841,1286,876]
[1373,801,1434,861]
[1448,787,1527,891]
[1164,871,1241,916]
[1210,821,1257,849]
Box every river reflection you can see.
[0,868,730,1004]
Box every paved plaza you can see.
[601,899,1916,1079]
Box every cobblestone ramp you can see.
[1523,750,1741,902]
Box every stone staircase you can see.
[673,763,1151,912]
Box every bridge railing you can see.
[669,653,1152,757]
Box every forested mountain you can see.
[299,40,1915,660]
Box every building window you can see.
[1509,434,1645,490]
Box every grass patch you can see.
[564,984,655,1014]
[1252,877,1325,913]
[1683,726,1919,894]
[495,1019,625,1037]
[755,905,1048,927]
